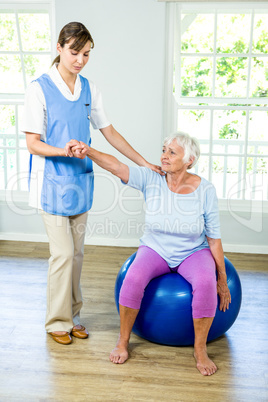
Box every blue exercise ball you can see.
[114,253,242,346]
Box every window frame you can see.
[0,0,55,202]
[163,1,268,213]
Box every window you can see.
[0,2,54,197]
[165,2,268,203]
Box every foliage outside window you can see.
[173,3,268,201]
[0,4,52,193]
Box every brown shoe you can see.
[71,325,89,339]
[49,332,72,345]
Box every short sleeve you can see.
[203,184,221,239]
[122,166,154,194]
[21,81,46,138]
[89,81,111,130]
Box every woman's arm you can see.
[100,125,164,175]
[73,141,129,183]
[26,133,66,157]
[206,237,231,312]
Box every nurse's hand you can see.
[143,161,165,176]
[70,142,88,159]
[64,139,84,158]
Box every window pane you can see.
[181,14,214,53]
[19,13,51,51]
[181,57,213,97]
[19,150,29,191]
[19,135,27,148]
[252,167,268,200]
[246,157,268,200]
[5,137,16,147]
[212,156,244,199]
[213,110,246,150]
[6,150,29,192]
[0,13,19,51]
[18,105,24,133]
[217,13,251,54]
[24,54,51,84]
[0,8,52,194]
[252,14,268,54]
[194,155,209,180]
[6,149,17,188]
[0,105,16,134]
[215,57,248,97]
[177,109,210,139]
[212,156,224,197]
[0,55,24,93]
[0,149,4,189]
[248,145,268,156]
[248,111,268,140]
[175,7,268,201]
[226,157,245,200]
[256,157,268,174]
[213,143,242,155]
[250,58,268,98]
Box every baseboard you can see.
[222,243,268,254]
[0,233,267,254]
[0,233,49,243]
[84,237,140,248]
[0,233,139,248]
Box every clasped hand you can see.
[64,139,88,159]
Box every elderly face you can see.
[161,139,191,173]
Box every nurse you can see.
[22,21,161,345]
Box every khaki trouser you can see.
[41,210,88,333]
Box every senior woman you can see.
[70,132,231,376]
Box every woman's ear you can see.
[56,43,62,54]
[187,156,195,168]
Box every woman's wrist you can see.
[217,270,227,276]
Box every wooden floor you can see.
[0,241,267,402]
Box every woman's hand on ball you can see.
[217,279,231,312]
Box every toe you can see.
[110,352,119,364]
[207,364,217,376]
[201,366,209,376]
[114,356,120,364]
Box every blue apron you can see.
[36,73,94,216]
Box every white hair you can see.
[163,131,200,169]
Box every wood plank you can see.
[0,241,267,401]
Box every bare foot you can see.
[194,348,217,376]
[109,337,129,364]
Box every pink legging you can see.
[119,246,217,319]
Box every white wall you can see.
[0,0,267,254]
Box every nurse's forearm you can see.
[100,125,164,176]
[26,132,65,157]
[100,125,146,166]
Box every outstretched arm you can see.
[100,125,164,176]
[73,141,129,183]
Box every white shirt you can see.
[126,167,221,267]
[21,63,110,137]
[21,64,110,209]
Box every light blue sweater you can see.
[124,167,221,268]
